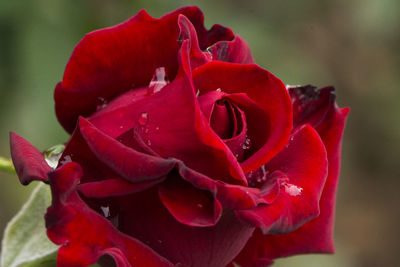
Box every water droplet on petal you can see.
[216,88,221,92]
[147,139,152,146]
[155,126,160,131]
[157,239,163,244]
[205,48,213,60]
[242,136,252,150]
[196,89,200,97]
[149,67,169,93]
[138,112,148,126]
[284,183,303,196]
[101,206,110,218]
[60,155,72,165]
[96,97,108,111]
[197,203,204,208]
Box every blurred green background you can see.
[0,0,399,266]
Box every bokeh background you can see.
[0,0,399,266]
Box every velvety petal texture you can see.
[46,162,173,267]
[55,6,234,133]
[233,87,349,267]
[10,132,52,185]
[10,6,348,267]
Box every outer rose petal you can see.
[234,105,349,266]
[46,162,173,267]
[193,62,292,172]
[10,132,52,185]
[116,187,254,267]
[55,6,234,133]
[178,15,209,69]
[236,125,328,234]
[208,35,255,64]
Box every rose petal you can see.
[158,173,222,227]
[208,35,255,64]
[236,125,328,234]
[178,15,209,69]
[288,85,336,128]
[9,132,52,185]
[55,7,234,133]
[88,41,246,185]
[193,62,292,172]
[116,187,253,267]
[176,162,266,210]
[234,107,349,267]
[79,117,176,183]
[78,177,165,199]
[46,162,173,267]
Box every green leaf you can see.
[0,183,59,267]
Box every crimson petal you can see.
[10,132,52,185]
[78,177,165,199]
[234,108,348,266]
[159,173,222,227]
[193,62,292,172]
[79,117,176,183]
[178,15,209,69]
[208,35,255,64]
[236,125,328,234]
[116,188,253,267]
[46,162,173,267]
[88,41,246,185]
[55,6,234,133]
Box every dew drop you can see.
[144,128,150,134]
[101,206,110,218]
[155,126,160,131]
[216,88,221,92]
[284,184,303,196]
[138,112,148,126]
[197,203,204,208]
[147,139,152,146]
[96,97,108,111]
[196,89,200,97]
[60,155,72,165]
[149,67,169,93]
[242,136,252,150]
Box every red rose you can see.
[10,6,349,267]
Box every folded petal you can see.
[234,106,349,267]
[288,85,336,129]
[55,6,234,133]
[159,173,222,227]
[193,62,292,172]
[176,161,266,210]
[78,177,165,199]
[79,117,176,183]
[9,132,52,185]
[46,162,173,267]
[208,35,255,64]
[116,187,254,267]
[88,42,246,185]
[236,125,328,234]
[178,15,209,69]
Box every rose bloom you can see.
[10,6,349,267]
